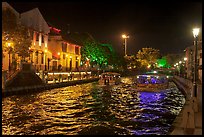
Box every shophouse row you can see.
[2,2,83,72]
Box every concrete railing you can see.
[173,75,202,110]
[173,75,193,98]
[36,71,95,84]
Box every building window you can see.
[36,33,39,41]
[69,58,72,71]
[75,46,79,55]
[35,51,38,64]
[62,43,67,52]
[42,35,44,43]
[76,57,79,69]
[41,53,44,64]
[200,53,202,58]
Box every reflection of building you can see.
[48,26,81,71]
[20,8,50,72]
[185,39,202,83]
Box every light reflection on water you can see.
[2,77,185,135]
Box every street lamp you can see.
[122,34,129,56]
[7,42,12,72]
[183,57,188,78]
[192,28,199,97]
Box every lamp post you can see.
[7,42,12,72]
[192,28,199,97]
[122,34,129,56]
[179,61,182,76]
[184,57,187,78]
[57,52,60,71]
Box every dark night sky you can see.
[8,1,202,56]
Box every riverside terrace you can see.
[2,67,99,97]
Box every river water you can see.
[2,77,185,135]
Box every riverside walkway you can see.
[170,76,202,135]
[2,72,99,97]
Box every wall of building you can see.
[20,8,50,72]
[185,41,202,83]
[48,35,81,71]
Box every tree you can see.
[136,47,160,68]
[12,25,32,61]
[165,53,185,67]
[81,40,109,68]
[2,8,32,63]
[157,56,171,68]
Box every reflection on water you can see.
[2,77,185,135]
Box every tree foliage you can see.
[165,53,185,67]
[136,47,160,68]
[2,8,32,61]
[157,56,171,68]
[81,40,109,68]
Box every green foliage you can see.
[157,57,167,67]
[136,47,160,68]
[81,40,109,67]
[61,30,124,70]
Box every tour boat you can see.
[133,74,169,92]
[98,72,121,86]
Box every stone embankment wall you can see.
[170,76,202,135]
[173,75,202,108]
[172,76,192,98]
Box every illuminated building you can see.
[185,38,202,83]
[48,25,81,72]
[20,8,50,72]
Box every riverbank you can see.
[2,77,99,97]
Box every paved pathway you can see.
[170,84,202,135]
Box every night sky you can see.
[8,1,202,56]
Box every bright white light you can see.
[122,34,129,39]
[7,43,11,47]
[193,28,199,38]
[179,61,182,64]
[176,63,178,65]
[153,71,157,73]
[184,57,187,61]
